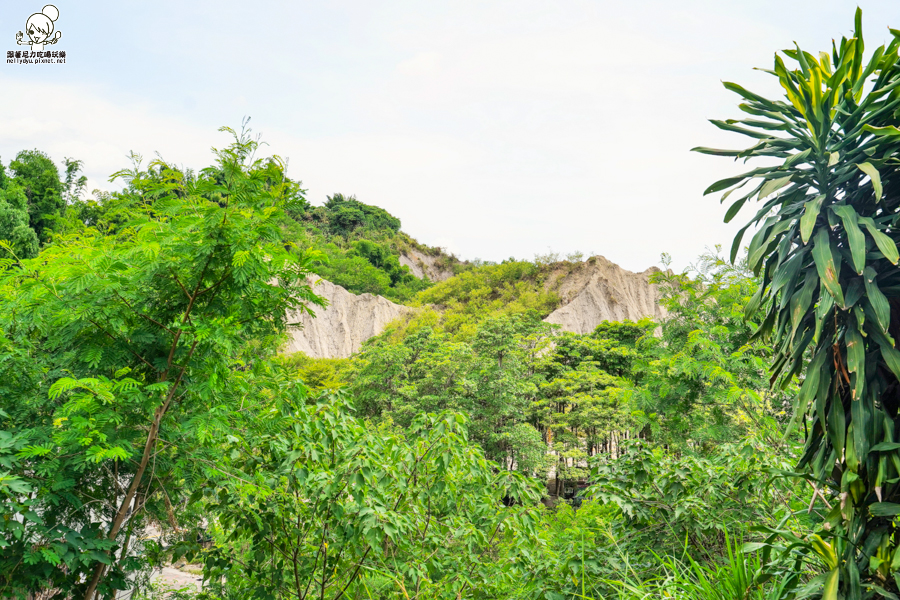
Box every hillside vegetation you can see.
[0,130,812,600]
[282,192,468,302]
[7,13,900,598]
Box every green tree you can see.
[0,127,324,598]
[203,391,542,599]
[297,230,432,303]
[350,238,422,289]
[62,157,88,205]
[318,247,394,296]
[526,321,655,496]
[9,149,64,243]
[587,440,803,579]
[632,253,780,448]
[411,260,560,338]
[0,162,39,258]
[319,193,401,235]
[696,11,900,595]
[349,314,553,476]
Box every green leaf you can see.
[870,442,900,452]
[830,205,866,274]
[869,502,900,517]
[812,534,839,570]
[790,271,817,339]
[730,223,752,263]
[851,389,872,466]
[232,250,251,267]
[758,174,793,199]
[822,568,839,600]
[741,541,770,553]
[710,119,776,140]
[800,195,825,245]
[785,148,812,167]
[871,326,900,381]
[750,220,792,271]
[88,550,112,565]
[864,267,891,332]
[826,393,846,469]
[690,147,744,157]
[812,228,845,307]
[48,377,81,400]
[786,349,828,439]
[724,197,747,223]
[858,216,899,264]
[23,510,44,525]
[857,162,883,201]
[844,277,864,308]
[704,176,746,196]
[862,124,900,137]
[771,251,805,296]
[845,322,865,401]
[722,81,784,108]
[815,291,834,343]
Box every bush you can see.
[311,193,401,236]
[200,391,543,599]
[587,441,809,564]
[412,261,560,337]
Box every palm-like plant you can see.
[696,10,900,597]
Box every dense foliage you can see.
[203,393,541,599]
[0,131,801,599]
[638,254,788,447]
[0,128,324,597]
[308,193,401,236]
[339,250,785,496]
[281,192,467,302]
[350,313,553,477]
[409,260,561,337]
[15,12,900,595]
[0,161,38,259]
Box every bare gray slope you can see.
[542,256,666,334]
[399,248,455,282]
[284,257,665,358]
[284,278,411,358]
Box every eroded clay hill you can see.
[285,256,666,358]
[398,248,456,282]
[283,278,411,358]
[542,256,666,334]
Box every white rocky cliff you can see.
[398,248,455,282]
[542,256,667,334]
[284,256,666,359]
[283,278,411,359]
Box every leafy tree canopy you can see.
[313,192,402,236]
[9,149,65,243]
[0,126,324,598]
[0,162,38,259]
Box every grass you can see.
[584,534,794,600]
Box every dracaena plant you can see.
[696,10,900,598]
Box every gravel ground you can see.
[115,566,203,599]
[151,566,204,590]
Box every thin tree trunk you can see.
[82,342,195,600]
[82,404,166,599]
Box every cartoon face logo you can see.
[16,5,62,51]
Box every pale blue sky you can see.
[0,1,895,271]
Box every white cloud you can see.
[395,51,442,78]
[0,76,214,195]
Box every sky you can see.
[0,1,897,272]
